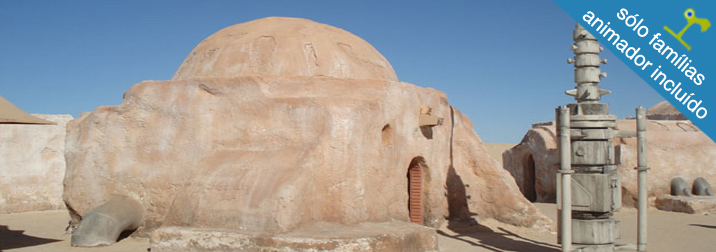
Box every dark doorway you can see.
[408,159,424,225]
[523,154,537,202]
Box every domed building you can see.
[63,17,551,251]
[172,17,397,81]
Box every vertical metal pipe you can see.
[636,106,648,251]
[555,109,561,245]
[558,106,572,252]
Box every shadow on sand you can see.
[689,224,716,229]
[0,225,62,250]
[441,106,558,251]
[442,163,559,252]
[438,220,560,252]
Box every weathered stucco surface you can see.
[0,114,73,213]
[150,222,439,252]
[63,18,552,249]
[172,17,397,82]
[64,76,552,234]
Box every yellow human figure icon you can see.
[664,8,711,50]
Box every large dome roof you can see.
[173,17,397,81]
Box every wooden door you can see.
[524,154,537,202]
[408,164,423,224]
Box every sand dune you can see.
[484,143,516,166]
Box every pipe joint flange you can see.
[634,166,651,171]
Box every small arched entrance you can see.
[408,157,425,225]
[523,154,537,202]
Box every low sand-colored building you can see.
[0,95,72,213]
[503,102,716,206]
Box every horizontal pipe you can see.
[71,196,144,247]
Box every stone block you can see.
[655,195,716,214]
[150,222,438,252]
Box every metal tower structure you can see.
[557,23,649,252]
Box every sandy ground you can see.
[1,204,714,251]
[438,203,716,252]
[0,210,149,251]
[2,143,713,251]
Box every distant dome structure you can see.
[647,101,687,120]
[173,17,398,81]
[502,101,714,206]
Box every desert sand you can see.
[484,143,516,167]
[1,204,715,251]
[439,203,716,252]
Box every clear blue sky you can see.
[0,0,662,143]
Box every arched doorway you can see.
[523,154,537,202]
[408,158,425,225]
